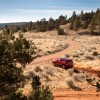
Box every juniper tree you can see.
[70,11,76,30]
[73,16,81,33]
[82,20,89,29]
[90,15,96,34]
[96,9,100,33]
[0,32,35,96]
[80,10,84,21]
[47,18,55,30]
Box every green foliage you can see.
[4,75,54,100]
[57,28,65,35]
[29,86,53,100]
[4,92,27,100]
[86,78,100,91]
[31,76,41,89]
[0,32,53,99]
[58,15,67,25]
[82,20,89,29]
[80,10,84,21]
[0,33,35,96]
[5,15,66,33]
[73,16,81,31]
[47,18,55,31]
[70,11,76,30]
[21,25,27,32]
[2,8,100,34]
[89,15,96,33]
[69,8,100,34]
[29,75,54,100]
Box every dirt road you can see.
[53,90,100,100]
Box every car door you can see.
[57,58,64,66]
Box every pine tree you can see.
[90,15,96,34]
[59,15,67,25]
[95,9,100,24]
[96,8,100,33]
[70,11,76,29]
[47,18,55,30]
[80,10,84,21]
[99,10,100,33]
[82,19,89,29]
[73,16,81,32]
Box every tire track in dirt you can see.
[53,90,100,100]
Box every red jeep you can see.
[52,58,73,69]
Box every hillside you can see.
[19,27,100,99]
[0,8,100,100]
[0,22,26,28]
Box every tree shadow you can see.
[69,85,82,91]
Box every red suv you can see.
[52,58,73,69]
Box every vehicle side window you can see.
[67,60,72,62]
[60,59,64,61]
[57,58,64,61]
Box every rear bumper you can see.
[65,64,73,67]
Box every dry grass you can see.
[18,24,100,92]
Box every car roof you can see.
[58,58,72,60]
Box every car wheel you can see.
[70,65,73,69]
[62,65,66,69]
[52,63,57,67]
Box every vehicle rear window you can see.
[66,60,73,62]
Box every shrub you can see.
[29,86,53,100]
[30,76,53,100]
[97,73,100,78]
[65,54,70,58]
[0,33,35,96]
[66,78,74,88]
[92,51,98,56]
[5,76,54,100]
[73,73,85,82]
[85,55,94,60]
[68,69,74,76]
[4,92,27,100]
[57,28,65,35]
[73,69,80,73]
[34,66,42,72]
[86,78,100,91]
[45,69,54,76]
[97,55,100,60]
[0,32,53,100]
[72,53,79,58]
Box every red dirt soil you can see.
[53,90,100,100]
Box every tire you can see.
[62,65,66,69]
[69,65,73,69]
[52,62,57,67]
